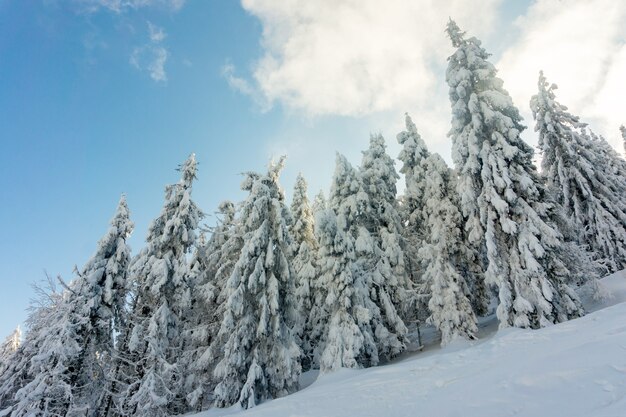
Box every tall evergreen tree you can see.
[0,280,66,416]
[184,200,239,411]
[0,327,21,376]
[418,153,478,345]
[289,174,320,371]
[73,195,134,417]
[531,72,626,273]
[446,20,583,329]
[180,231,210,412]
[6,196,134,417]
[590,131,626,193]
[396,114,430,321]
[326,153,405,364]
[121,154,202,417]
[397,113,431,241]
[357,135,408,357]
[315,209,378,372]
[312,190,327,216]
[212,158,300,410]
[397,115,489,320]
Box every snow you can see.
[193,271,626,417]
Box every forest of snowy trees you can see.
[2,20,626,416]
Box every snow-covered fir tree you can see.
[5,196,134,417]
[397,113,430,244]
[446,20,584,329]
[0,327,22,411]
[312,190,327,215]
[590,130,626,194]
[72,194,134,417]
[289,173,320,371]
[5,279,85,417]
[184,200,239,411]
[120,154,202,417]
[212,158,300,410]
[202,200,244,365]
[0,327,21,376]
[531,72,626,273]
[396,114,430,321]
[397,115,488,317]
[0,280,63,415]
[315,209,378,372]
[325,153,405,364]
[418,153,478,345]
[181,230,210,411]
[357,135,408,356]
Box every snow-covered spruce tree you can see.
[180,230,210,411]
[289,173,320,371]
[213,158,300,410]
[621,125,626,155]
[121,154,202,417]
[6,279,86,417]
[418,153,477,345]
[397,113,430,244]
[184,200,239,411]
[590,130,626,196]
[396,114,430,321]
[446,20,583,329]
[6,197,134,417]
[69,195,135,417]
[326,153,405,364]
[0,327,21,375]
[312,190,327,216]
[357,135,408,356]
[315,209,378,372]
[531,72,626,273]
[0,327,21,410]
[397,115,488,317]
[0,280,62,414]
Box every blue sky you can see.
[1,0,624,338]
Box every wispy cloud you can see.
[73,0,186,14]
[148,21,167,42]
[130,22,169,82]
[222,62,253,95]
[237,0,500,118]
[131,45,168,82]
[497,0,626,148]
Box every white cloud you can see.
[497,0,626,149]
[74,0,185,13]
[148,21,167,42]
[222,62,256,98]
[230,0,505,168]
[147,46,168,82]
[130,22,168,82]
[240,0,501,119]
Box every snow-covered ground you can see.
[196,271,626,417]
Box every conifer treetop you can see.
[0,326,21,356]
[291,173,316,248]
[178,152,198,188]
[446,18,465,48]
[398,114,428,161]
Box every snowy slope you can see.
[196,272,626,417]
